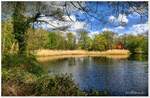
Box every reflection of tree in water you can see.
[43,58,68,65]
[92,57,114,65]
[68,58,76,66]
[128,54,148,61]
[77,57,92,67]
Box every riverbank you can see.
[35,49,130,57]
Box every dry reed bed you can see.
[35,49,130,61]
[35,49,130,57]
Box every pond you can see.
[39,54,148,96]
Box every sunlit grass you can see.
[36,49,130,56]
[35,49,130,61]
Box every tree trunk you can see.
[13,3,27,55]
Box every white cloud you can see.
[109,15,116,22]
[114,26,125,30]
[70,21,86,30]
[118,14,128,24]
[38,17,71,29]
[63,15,76,21]
[108,14,129,25]
[89,31,100,38]
[126,23,148,35]
[101,26,125,35]
[37,15,87,31]
[102,28,113,31]
[128,12,140,18]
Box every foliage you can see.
[92,31,115,51]
[2,66,108,96]
[121,34,148,54]
[2,67,85,96]
[2,67,37,96]
[2,54,44,76]
[33,74,85,96]
[78,31,92,50]
[2,19,16,53]
[2,20,148,54]
[26,28,49,50]
[66,32,76,50]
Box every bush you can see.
[2,67,85,96]
[33,74,85,96]
[2,53,44,76]
[2,67,37,96]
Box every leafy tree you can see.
[78,31,92,50]
[66,32,76,50]
[121,34,148,54]
[2,2,67,54]
[47,32,58,49]
[47,32,67,50]
[92,34,107,51]
[26,28,49,51]
[101,31,115,50]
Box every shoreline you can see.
[35,49,130,61]
[35,49,130,56]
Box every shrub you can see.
[2,53,44,76]
[33,74,85,96]
[2,68,85,96]
[2,67,37,96]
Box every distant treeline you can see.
[2,20,148,54]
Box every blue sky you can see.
[73,2,148,35]
[38,2,148,36]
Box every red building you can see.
[115,42,124,49]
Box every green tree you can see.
[47,32,67,50]
[47,32,58,49]
[26,28,49,51]
[121,34,148,54]
[92,31,115,51]
[66,32,76,50]
[92,34,107,51]
[78,31,92,50]
[101,31,115,50]
[2,2,66,55]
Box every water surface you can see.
[39,54,148,96]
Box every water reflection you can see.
[39,54,148,96]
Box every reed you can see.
[35,49,130,57]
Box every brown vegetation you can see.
[35,49,130,61]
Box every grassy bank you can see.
[35,49,130,57]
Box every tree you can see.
[66,32,76,50]
[120,34,148,53]
[2,1,148,54]
[26,28,49,51]
[78,31,92,50]
[2,2,68,54]
[92,34,108,51]
[101,31,115,50]
[47,32,67,50]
